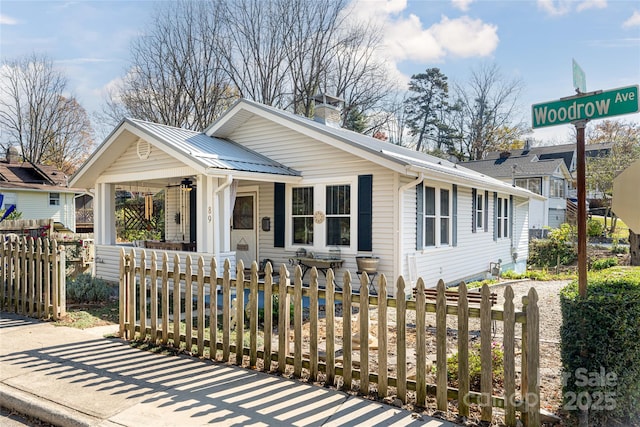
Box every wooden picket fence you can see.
[120,249,540,426]
[0,235,67,319]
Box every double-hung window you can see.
[326,185,350,246]
[497,196,509,238]
[49,193,60,206]
[424,185,451,247]
[289,180,355,250]
[292,187,314,245]
[476,191,484,230]
[550,178,565,198]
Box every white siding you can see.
[411,186,518,289]
[8,190,76,231]
[95,245,235,283]
[102,138,185,177]
[228,117,398,293]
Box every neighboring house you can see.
[483,142,613,201]
[0,146,80,232]
[70,97,542,295]
[463,151,572,232]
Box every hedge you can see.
[559,267,640,426]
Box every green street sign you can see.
[532,84,639,128]
[572,59,586,93]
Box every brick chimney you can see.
[313,93,344,128]
[5,146,20,164]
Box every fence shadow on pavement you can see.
[0,314,447,426]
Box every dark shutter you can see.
[274,183,285,248]
[357,175,373,252]
[509,195,514,238]
[416,182,424,250]
[484,190,489,233]
[452,184,458,247]
[471,188,477,233]
[189,190,197,244]
[493,192,498,241]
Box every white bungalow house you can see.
[0,146,80,233]
[70,97,542,295]
[463,151,573,234]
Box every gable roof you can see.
[206,99,543,199]
[0,159,77,193]
[463,156,568,179]
[70,117,300,188]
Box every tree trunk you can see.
[631,230,640,266]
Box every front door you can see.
[231,192,257,270]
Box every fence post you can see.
[395,276,406,403]
[119,248,128,338]
[57,244,66,317]
[525,288,540,426]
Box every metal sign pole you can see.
[575,120,588,298]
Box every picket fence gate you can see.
[0,235,67,319]
[120,248,540,426]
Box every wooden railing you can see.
[0,235,67,319]
[120,249,540,426]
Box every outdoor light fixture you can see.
[180,178,193,192]
[262,216,271,231]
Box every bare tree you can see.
[43,97,94,174]
[326,20,394,130]
[216,0,291,108]
[454,63,527,160]
[111,0,236,130]
[0,53,94,169]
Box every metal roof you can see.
[207,99,543,198]
[463,156,565,178]
[128,119,300,177]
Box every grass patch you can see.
[590,215,629,241]
[53,299,119,329]
[501,269,577,281]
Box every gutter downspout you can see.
[396,172,424,297]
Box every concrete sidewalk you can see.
[0,312,455,427]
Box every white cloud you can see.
[431,16,499,58]
[538,0,608,16]
[623,10,640,28]
[0,14,18,25]
[537,0,573,16]
[347,0,499,64]
[452,0,474,12]
[576,0,607,12]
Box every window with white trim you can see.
[424,185,451,247]
[497,196,509,238]
[292,187,314,245]
[514,177,542,195]
[476,191,484,230]
[49,193,60,206]
[550,178,565,198]
[326,184,351,246]
[289,180,355,251]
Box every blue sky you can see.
[1,0,639,144]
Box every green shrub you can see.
[587,218,604,238]
[529,224,577,267]
[590,257,618,271]
[66,273,111,304]
[444,341,504,391]
[559,267,640,425]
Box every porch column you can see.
[196,175,215,253]
[214,176,233,254]
[95,182,116,245]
